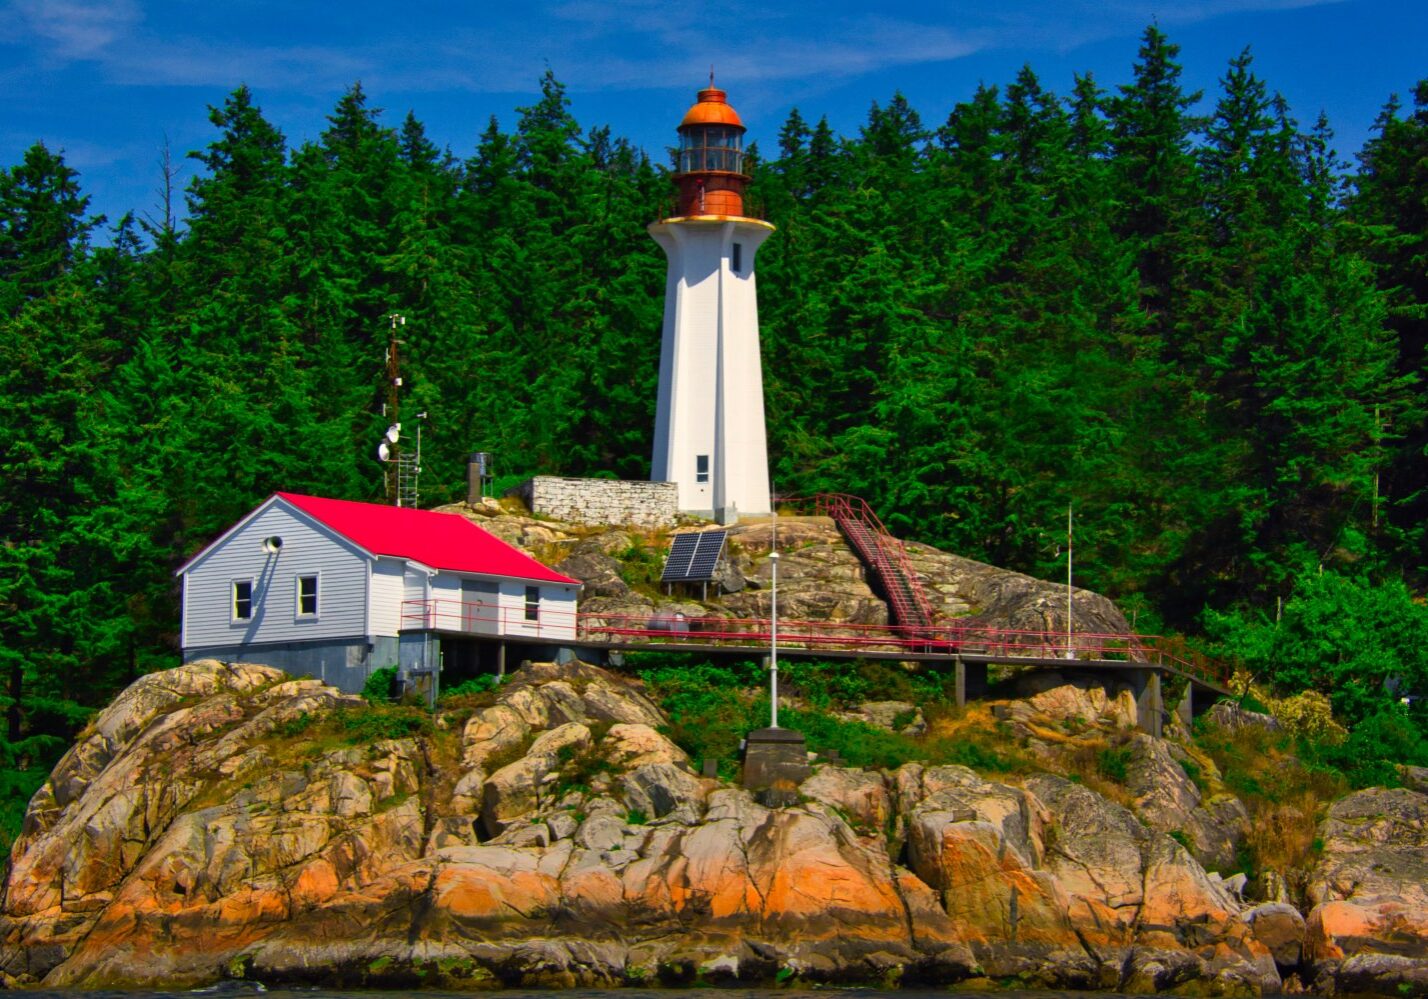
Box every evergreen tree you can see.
[1351,81,1428,574]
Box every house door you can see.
[460,579,500,634]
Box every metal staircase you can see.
[810,493,936,634]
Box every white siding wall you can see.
[496,581,578,640]
[403,565,429,604]
[368,558,406,638]
[544,585,579,640]
[182,502,371,651]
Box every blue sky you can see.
[1,0,1424,231]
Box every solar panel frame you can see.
[661,529,728,582]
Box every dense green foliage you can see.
[361,666,401,705]
[633,654,1015,773]
[3,31,1428,787]
[1205,570,1428,725]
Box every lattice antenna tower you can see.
[375,313,424,507]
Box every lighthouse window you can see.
[696,454,710,483]
[678,128,744,174]
[731,243,743,273]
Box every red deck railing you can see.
[401,599,580,641]
[401,598,1229,687]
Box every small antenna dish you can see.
[385,423,401,444]
[262,536,283,553]
[376,440,392,462]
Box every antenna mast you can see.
[376,313,422,507]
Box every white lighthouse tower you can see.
[650,80,775,522]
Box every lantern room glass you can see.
[679,126,745,175]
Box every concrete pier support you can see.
[954,657,989,708]
[1135,669,1164,737]
[1175,684,1194,730]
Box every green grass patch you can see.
[628,656,1020,774]
[331,705,432,743]
[1096,746,1131,783]
[613,537,666,594]
[275,710,314,738]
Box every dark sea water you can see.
[11,990,1171,999]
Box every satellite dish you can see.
[376,440,392,462]
[385,423,401,444]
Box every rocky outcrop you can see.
[719,518,889,627]
[903,540,1132,638]
[442,501,1140,641]
[0,658,1296,993]
[1205,701,1283,734]
[1123,734,1249,873]
[1304,787,1428,994]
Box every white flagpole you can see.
[770,499,779,729]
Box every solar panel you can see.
[661,529,728,582]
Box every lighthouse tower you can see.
[650,81,775,522]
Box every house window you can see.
[696,454,710,483]
[297,575,319,617]
[524,585,540,622]
[232,580,253,621]
[731,242,743,274]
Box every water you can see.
[10,990,1175,999]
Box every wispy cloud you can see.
[108,41,368,90]
[10,0,142,59]
[0,0,1351,101]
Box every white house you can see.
[176,492,581,692]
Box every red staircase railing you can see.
[784,493,937,634]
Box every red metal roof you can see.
[679,86,745,130]
[276,493,578,585]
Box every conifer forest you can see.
[2,28,1427,811]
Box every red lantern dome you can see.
[672,80,750,217]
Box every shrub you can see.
[1306,704,1428,788]
[362,666,399,705]
[276,711,314,738]
[636,656,1017,775]
[1204,572,1428,726]
[637,660,764,763]
[782,708,917,769]
[1194,707,1351,877]
[440,673,503,700]
[614,538,665,591]
[334,706,431,743]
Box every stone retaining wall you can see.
[516,476,678,528]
